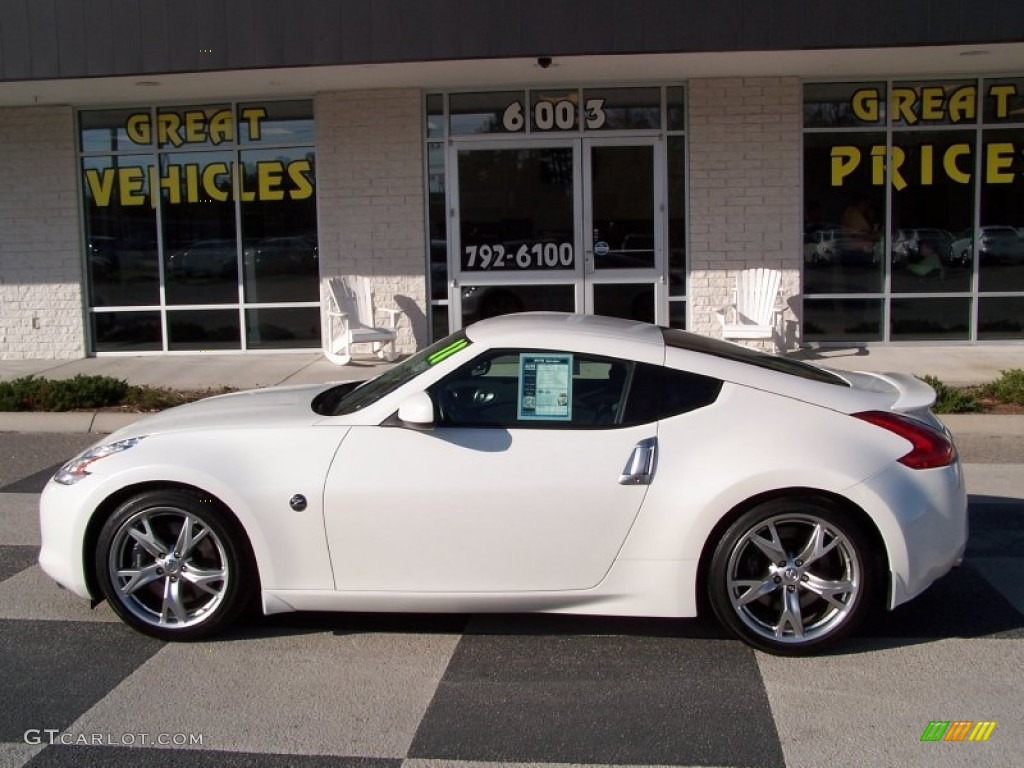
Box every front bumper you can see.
[38,479,96,600]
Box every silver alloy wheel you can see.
[725,513,861,645]
[107,506,230,629]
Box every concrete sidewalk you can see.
[0,351,389,391]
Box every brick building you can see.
[0,1,1022,358]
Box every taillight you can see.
[853,411,957,470]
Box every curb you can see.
[0,411,144,434]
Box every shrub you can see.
[0,375,128,411]
[980,369,1024,406]
[917,375,982,414]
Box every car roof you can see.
[465,312,665,353]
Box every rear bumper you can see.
[845,459,968,609]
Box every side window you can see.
[429,349,633,428]
[621,363,722,425]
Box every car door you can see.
[323,349,656,593]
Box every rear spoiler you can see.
[830,369,938,413]
[865,372,937,413]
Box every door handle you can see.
[619,437,657,485]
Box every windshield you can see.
[323,331,472,416]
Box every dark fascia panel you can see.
[1,0,1022,81]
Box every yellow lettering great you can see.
[125,113,151,145]
[851,89,880,122]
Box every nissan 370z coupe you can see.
[40,313,967,655]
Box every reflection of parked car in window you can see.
[951,226,1024,265]
[804,227,878,265]
[86,237,118,277]
[242,236,318,275]
[891,228,957,267]
[87,236,159,279]
[167,239,238,278]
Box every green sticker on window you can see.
[518,353,573,421]
[428,338,469,365]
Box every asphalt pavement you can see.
[0,424,1022,768]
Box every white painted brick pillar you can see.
[687,77,803,351]
[0,106,85,359]
[314,90,428,355]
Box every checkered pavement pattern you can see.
[1,452,1022,768]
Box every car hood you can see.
[106,383,334,441]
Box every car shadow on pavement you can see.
[215,496,1023,651]
[226,611,730,643]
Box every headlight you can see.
[53,437,146,485]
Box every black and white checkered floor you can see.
[1,454,1022,768]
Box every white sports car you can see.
[39,313,967,654]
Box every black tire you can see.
[708,497,876,655]
[95,488,254,641]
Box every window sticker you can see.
[427,338,469,365]
[518,353,573,421]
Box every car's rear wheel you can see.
[95,489,251,641]
[708,497,875,655]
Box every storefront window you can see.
[81,155,159,309]
[979,127,1024,293]
[803,77,1024,343]
[582,88,660,131]
[889,130,974,294]
[239,147,318,304]
[426,143,447,302]
[804,82,886,129]
[79,101,318,352]
[803,131,886,297]
[449,92,525,135]
[160,150,238,306]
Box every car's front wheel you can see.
[95,489,252,641]
[708,497,876,655]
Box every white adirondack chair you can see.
[715,268,784,343]
[323,276,403,365]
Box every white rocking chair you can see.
[715,268,784,342]
[323,276,403,365]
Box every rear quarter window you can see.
[621,363,722,424]
[661,328,849,386]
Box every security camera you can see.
[537,56,552,69]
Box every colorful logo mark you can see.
[921,721,997,742]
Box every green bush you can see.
[0,375,129,411]
[980,369,1024,406]
[917,375,983,414]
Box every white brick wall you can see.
[0,107,85,359]
[315,90,427,354]
[687,77,803,350]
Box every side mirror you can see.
[396,391,435,428]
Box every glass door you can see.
[583,138,665,324]
[449,137,665,329]
[450,140,582,328]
